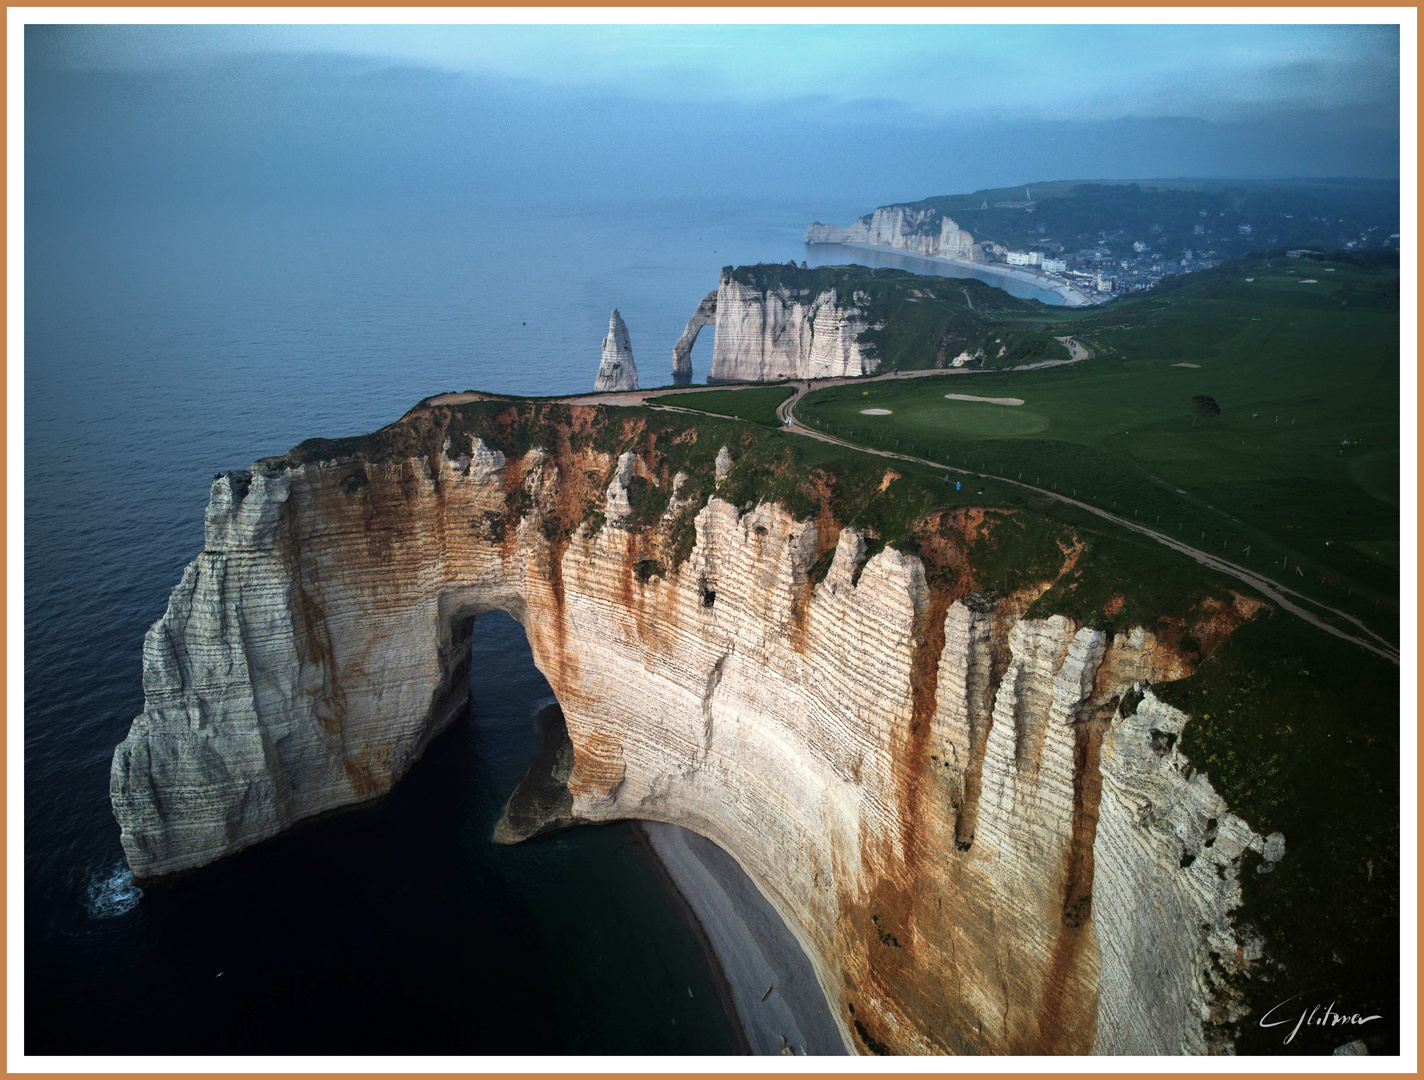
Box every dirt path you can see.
[1057,335,1090,363]
[429,338,1092,412]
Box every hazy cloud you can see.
[24,23,1400,212]
[27,22,1400,122]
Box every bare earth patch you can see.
[943,393,1025,406]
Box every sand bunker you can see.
[1299,279,1318,284]
[859,408,893,415]
[1172,363,1201,368]
[943,393,1024,406]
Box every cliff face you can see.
[112,403,1270,1055]
[807,205,977,263]
[672,269,876,383]
[594,309,638,391]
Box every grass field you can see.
[652,385,794,427]
[796,254,1400,642]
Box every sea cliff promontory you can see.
[671,264,1073,383]
[806,204,978,262]
[673,267,874,382]
[112,397,1276,1055]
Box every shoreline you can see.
[818,240,1101,306]
[630,821,751,1055]
[638,822,850,1056]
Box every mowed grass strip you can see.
[796,255,1400,640]
[857,395,1051,438]
[652,385,795,428]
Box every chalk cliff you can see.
[594,309,638,392]
[807,204,977,263]
[673,269,876,383]
[111,400,1272,1055]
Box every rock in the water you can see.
[594,308,638,392]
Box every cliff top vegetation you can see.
[796,252,1399,646]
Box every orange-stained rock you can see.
[111,413,1271,1055]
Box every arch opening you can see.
[672,287,718,384]
[443,607,749,1053]
[450,609,847,1055]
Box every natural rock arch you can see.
[112,420,1270,1056]
[672,288,718,381]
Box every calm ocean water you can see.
[24,191,1060,1055]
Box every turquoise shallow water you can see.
[23,191,1063,1055]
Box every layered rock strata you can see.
[112,405,1271,1055]
[675,269,876,383]
[594,308,638,391]
[807,204,977,263]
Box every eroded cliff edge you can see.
[671,264,1074,383]
[112,399,1274,1054]
[674,266,876,382]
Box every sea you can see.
[23,190,1062,1056]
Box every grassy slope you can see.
[1155,613,1399,1054]
[651,385,794,427]
[796,255,1400,643]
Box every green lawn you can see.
[652,385,794,427]
[796,255,1400,641]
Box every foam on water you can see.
[86,863,143,919]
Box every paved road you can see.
[428,343,1397,664]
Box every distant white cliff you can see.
[807,205,978,263]
[672,269,876,383]
[594,308,638,392]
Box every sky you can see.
[24,21,1403,208]
[31,23,1401,121]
